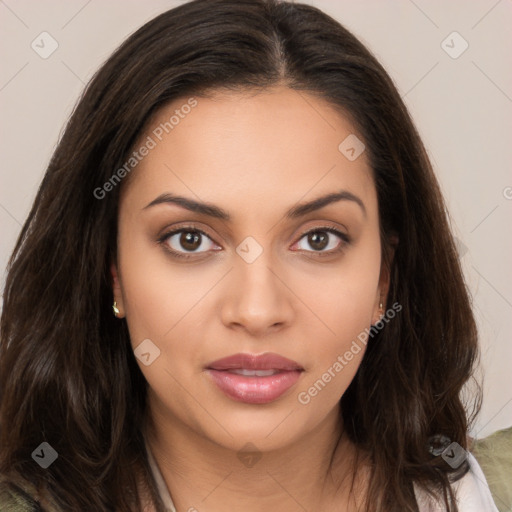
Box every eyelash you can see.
[157,224,351,260]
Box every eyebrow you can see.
[143,190,367,219]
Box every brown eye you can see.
[293,227,350,254]
[159,228,219,258]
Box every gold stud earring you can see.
[112,300,120,317]
[378,300,384,321]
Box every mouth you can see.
[205,353,304,404]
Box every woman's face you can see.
[113,86,387,452]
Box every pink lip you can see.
[207,353,303,371]
[205,353,304,404]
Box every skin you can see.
[112,86,390,511]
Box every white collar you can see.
[145,438,177,512]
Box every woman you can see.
[0,0,498,510]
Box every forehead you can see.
[121,86,376,215]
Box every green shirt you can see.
[472,427,512,512]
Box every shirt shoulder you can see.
[0,479,41,512]
[472,427,512,511]
[414,452,499,512]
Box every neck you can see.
[144,398,367,512]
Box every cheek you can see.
[295,245,381,351]
[292,242,381,403]
[117,236,209,420]
[117,227,202,348]
[118,228,221,405]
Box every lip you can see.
[205,353,304,404]
[207,353,303,371]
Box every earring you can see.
[112,300,120,317]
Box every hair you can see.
[0,0,481,510]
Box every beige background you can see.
[0,0,511,439]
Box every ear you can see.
[111,262,125,318]
[371,236,397,325]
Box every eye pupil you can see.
[180,231,201,251]
[309,232,328,250]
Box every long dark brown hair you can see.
[0,0,481,510]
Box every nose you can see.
[220,252,295,337]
